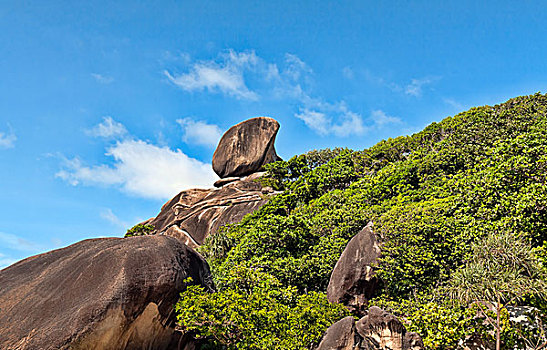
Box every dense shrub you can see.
[176,270,349,350]
[125,223,155,237]
[178,93,547,349]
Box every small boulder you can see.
[317,307,424,350]
[0,235,213,350]
[356,306,405,350]
[316,316,357,350]
[327,222,381,315]
[212,117,281,178]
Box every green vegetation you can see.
[176,271,348,350]
[125,223,155,237]
[448,231,547,350]
[177,93,547,349]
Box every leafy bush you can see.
[125,223,155,237]
[177,93,547,349]
[176,269,349,349]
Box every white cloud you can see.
[295,110,331,136]
[342,66,354,79]
[91,73,114,84]
[164,50,259,100]
[331,108,367,137]
[177,118,223,148]
[283,54,313,82]
[443,97,464,111]
[166,50,392,138]
[0,255,17,270]
[0,129,16,149]
[296,102,367,137]
[56,139,217,200]
[85,116,127,138]
[100,208,128,228]
[295,107,401,137]
[404,77,438,97]
[370,110,402,127]
[363,71,441,98]
[0,232,42,252]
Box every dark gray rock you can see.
[404,332,425,350]
[356,306,406,349]
[316,316,357,350]
[0,235,212,350]
[327,222,381,315]
[213,176,240,188]
[317,307,424,350]
[212,117,281,178]
[147,173,272,248]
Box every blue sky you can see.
[1,0,547,268]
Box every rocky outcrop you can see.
[143,117,283,248]
[212,117,281,178]
[316,316,358,350]
[317,307,424,350]
[0,235,213,350]
[146,172,273,249]
[327,223,381,316]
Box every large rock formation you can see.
[316,307,424,350]
[0,235,212,350]
[146,172,273,248]
[327,223,381,316]
[138,117,282,248]
[212,117,281,178]
[316,316,357,350]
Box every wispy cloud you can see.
[166,50,402,137]
[0,231,42,252]
[342,66,354,79]
[0,252,17,270]
[91,73,114,84]
[0,126,16,149]
[265,54,367,137]
[58,117,218,201]
[295,107,401,137]
[57,139,217,200]
[164,50,259,100]
[295,110,331,136]
[85,116,127,138]
[100,208,128,229]
[177,117,223,148]
[370,110,402,127]
[295,102,367,137]
[362,70,440,98]
[443,97,464,111]
[404,77,439,97]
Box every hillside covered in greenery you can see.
[176,93,547,349]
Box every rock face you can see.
[317,307,424,350]
[142,117,282,248]
[0,235,213,350]
[327,222,381,315]
[212,117,281,178]
[316,316,358,350]
[147,173,272,248]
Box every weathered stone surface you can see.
[316,316,357,350]
[404,332,425,350]
[212,117,281,178]
[356,306,406,350]
[327,222,381,315]
[213,176,240,188]
[0,235,212,350]
[147,174,273,248]
[317,307,424,350]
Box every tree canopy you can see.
[177,93,547,349]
